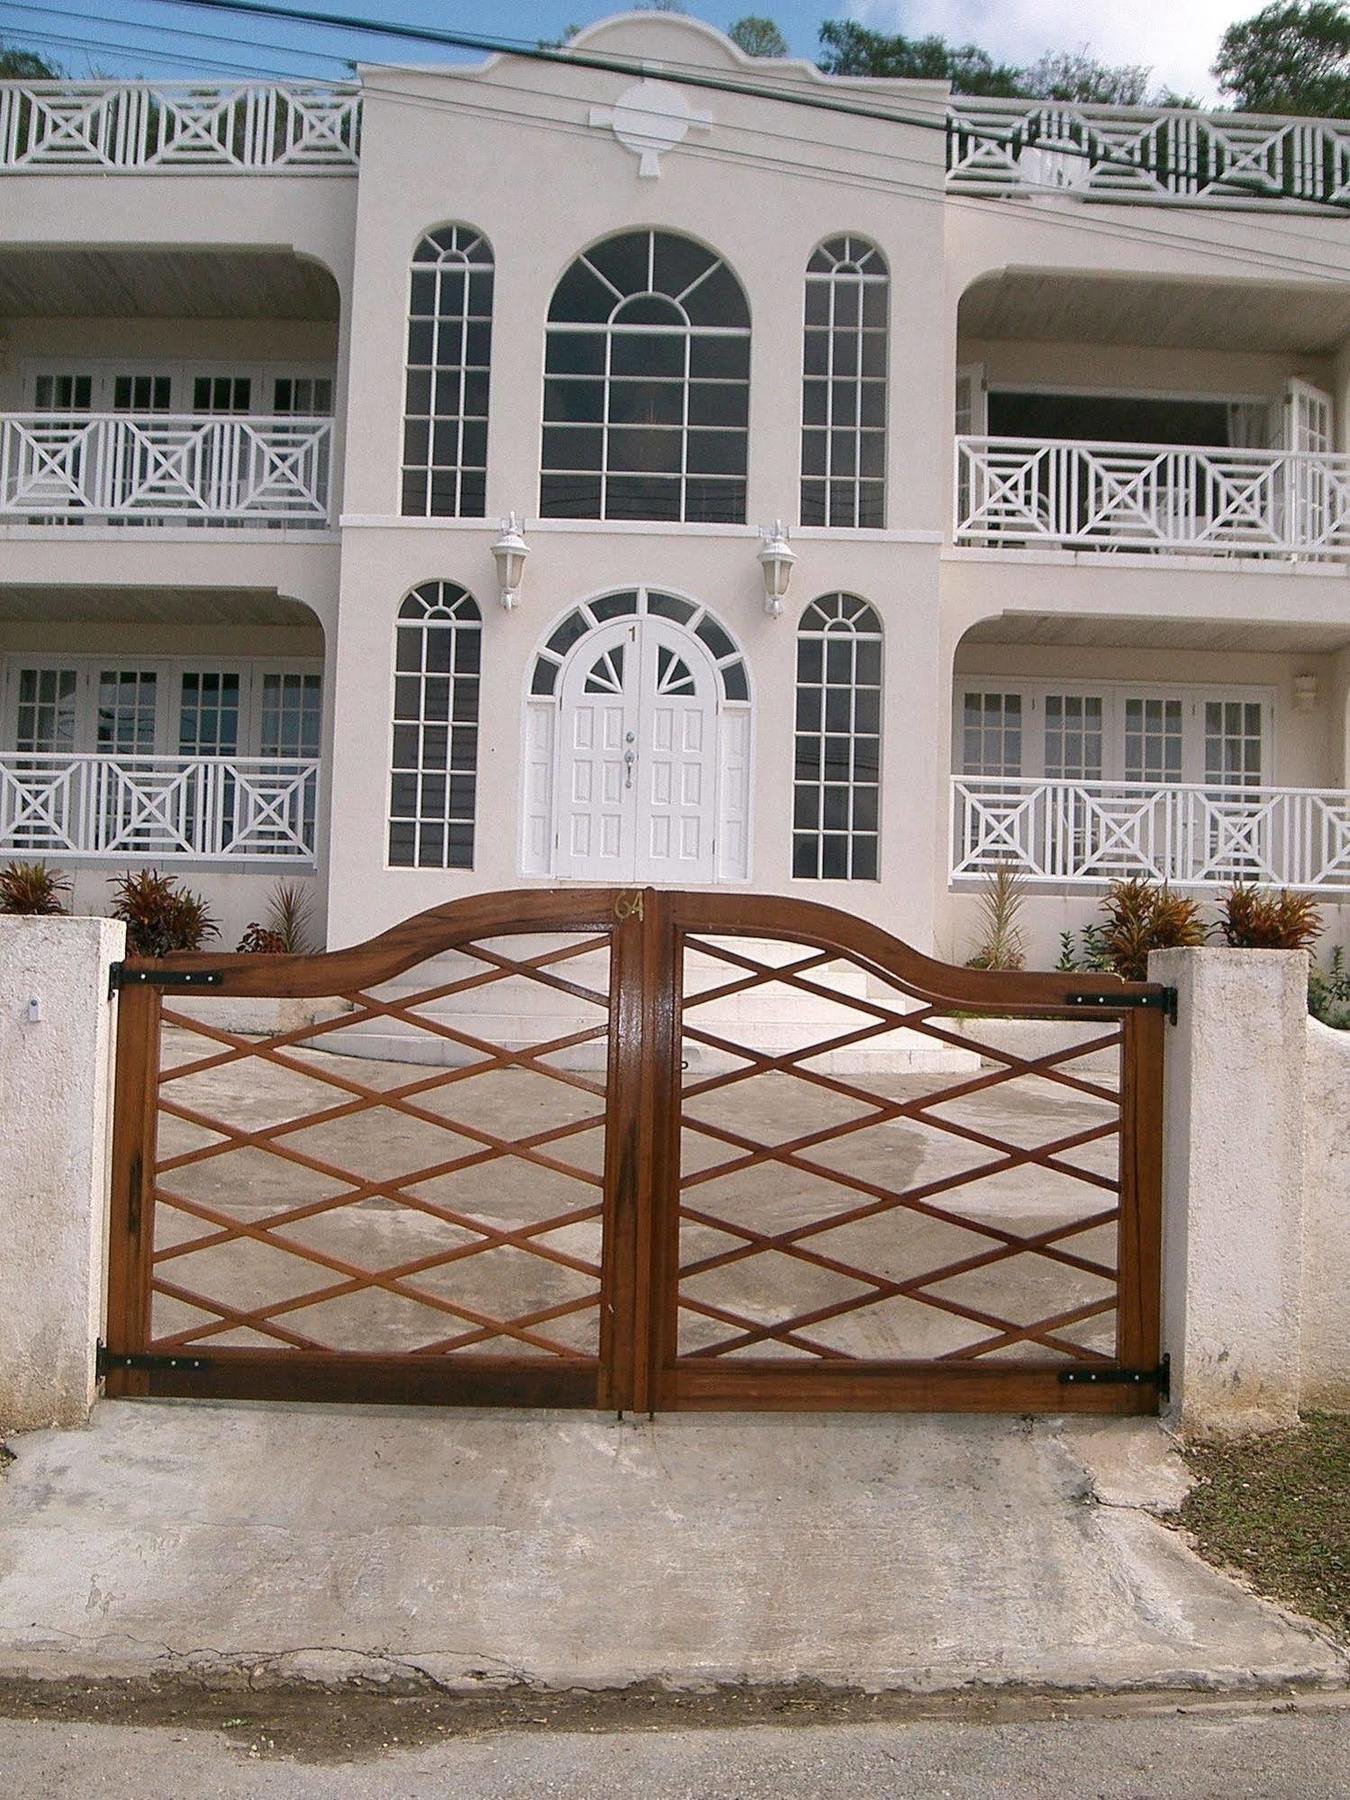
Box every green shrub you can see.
[0,859,70,915]
[108,869,218,958]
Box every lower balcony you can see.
[0,412,332,528]
[0,752,319,865]
[951,776,1350,893]
[954,436,1350,560]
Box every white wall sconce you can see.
[491,513,530,610]
[758,520,796,617]
[1293,672,1319,712]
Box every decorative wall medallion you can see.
[589,79,712,178]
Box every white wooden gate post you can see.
[0,916,125,1432]
[1149,947,1309,1437]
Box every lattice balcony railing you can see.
[951,775,1350,892]
[955,436,1350,559]
[0,753,319,862]
[0,81,360,170]
[947,97,1350,206]
[0,413,332,526]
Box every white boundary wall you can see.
[0,915,124,1432]
[1151,947,1350,1436]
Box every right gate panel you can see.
[653,894,1164,1414]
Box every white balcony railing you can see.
[955,436,1350,559]
[0,413,332,526]
[0,81,360,171]
[947,97,1350,207]
[951,776,1350,893]
[0,753,319,863]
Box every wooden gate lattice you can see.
[106,889,1165,1413]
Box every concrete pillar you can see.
[0,915,125,1433]
[1149,947,1308,1438]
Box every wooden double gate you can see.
[105,889,1168,1414]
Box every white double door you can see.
[556,616,717,882]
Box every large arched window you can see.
[388,582,482,868]
[793,594,883,881]
[801,236,888,530]
[541,230,750,524]
[401,225,494,517]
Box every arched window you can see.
[793,594,883,881]
[541,230,750,524]
[401,226,494,517]
[388,583,482,868]
[801,236,888,530]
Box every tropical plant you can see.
[1055,920,1114,973]
[0,859,71,915]
[236,923,287,954]
[0,41,62,76]
[1309,945,1350,1027]
[108,869,219,958]
[964,866,1027,971]
[1097,878,1208,982]
[1216,883,1323,950]
[264,879,316,954]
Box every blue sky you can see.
[0,2,1251,102]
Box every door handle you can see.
[623,747,636,789]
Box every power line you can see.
[7,2,1350,294]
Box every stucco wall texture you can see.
[0,915,124,1433]
[1301,1018,1350,1409]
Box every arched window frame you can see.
[520,588,753,880]
[388,582,482,869]
[401,225,494,518]
[541,230,751,524]
[800,236,889,530]
[793,593,883,881]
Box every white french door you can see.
[554,616,718,882]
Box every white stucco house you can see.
[4,12,1350,962]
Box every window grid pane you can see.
[793,593,882,881]
[177,671,241,757]
[15,667,78,753]
[388,582,482,868]
[1043,693,1103,782]
[402,226,494,518]
[1204,699,1263,787]
[800,237,888,530]
[541,230,749,524]
[961,691,1022,778]
[1124,697,1184,784]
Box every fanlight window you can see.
[541,230,750,524]
[388,582,482,869]
[402,226,494,518]
[801,237,888,530]
[529,588,749,702]
[794,593,883,880]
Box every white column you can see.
[1149,947,1308,1437]
[0,916,125,1432]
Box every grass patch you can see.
[1180,1412,1349,1641]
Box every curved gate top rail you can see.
[106,887,1166,1415]
[122,884,1169,1015]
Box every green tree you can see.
[0,40,62,77]
[817,20,1025,94]
[1213,1,1350,113]
[1020,48,1153,105]
[729,16,788,58]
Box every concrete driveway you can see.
[0,1402,1342,1695]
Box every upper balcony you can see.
[946,96,1350,210]
[0,81,360,173]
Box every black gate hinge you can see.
[1059,1353,1170,1400]
[1065,987,1178,1025]
[96,1340,210,1377]
[109,963,226,996]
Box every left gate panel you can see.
[105,900,627,1407]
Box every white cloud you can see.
[844,0,1253,103]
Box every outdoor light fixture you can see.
[1293,672,1319,712]
[758,520,796,617]
[491,513,530,610]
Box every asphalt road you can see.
[0,1696,1347,1798]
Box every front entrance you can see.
[555,615,717,883]
[104,889,1167,1414]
